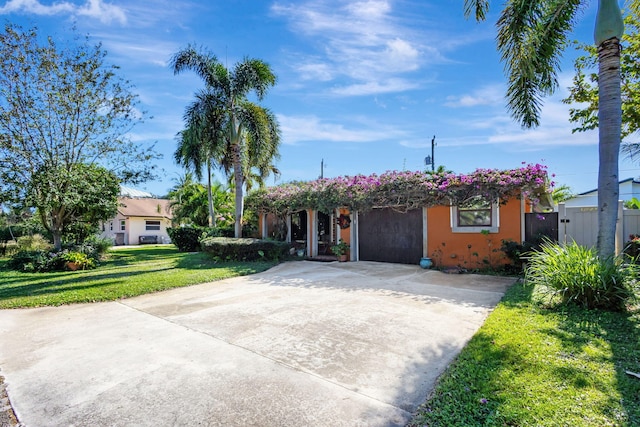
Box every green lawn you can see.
[409,281,640,426]
[0,245,277,308]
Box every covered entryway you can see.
[358,208,423,264]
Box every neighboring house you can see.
[564,177,640,207]
[101,197,173,245]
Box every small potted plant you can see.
[331,239,350,262]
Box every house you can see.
[564,177,640,207]
[249,165,552,269]
[101,197,173,245]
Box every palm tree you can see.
[170,46,281,238]
[463,0,623,259]
[173,92,226,227]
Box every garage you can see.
[358,208,423,264]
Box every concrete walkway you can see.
[0,261,515,427]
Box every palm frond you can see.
[497,0,583,128]
[463,0,490,21]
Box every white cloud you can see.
[277,114,405,145]
[444,84,504,108]
[331,78,419,96]
[271,0,427,95]
[0,0,127,24]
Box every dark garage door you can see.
[358,208,423,264]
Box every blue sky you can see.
[2,0,637,196]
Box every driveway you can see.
[0,261,514,427]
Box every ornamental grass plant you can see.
[525,240,637,311]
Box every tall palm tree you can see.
[174,91,227,227]
[171,46,281,238]
[464,0,624,259]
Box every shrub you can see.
[167,227,202,252]
[8,249,97,272]
[16,234,52,251]
[624,234,640,263]
[8,250,52,272]
[72,235,113,259]
[60,251,95,270]
[525,241,637,311]
[0,240,19,257]
[200,237,290,261]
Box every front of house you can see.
[249,165,552,269]
[101,197,173,245]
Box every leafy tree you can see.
[171,45,281,238]
[0,24,158,247]
[564,0,640,158]
[463,0,624,259]
[27,163,120,249]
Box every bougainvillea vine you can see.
[245,163,553,215]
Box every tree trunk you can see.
[596,37,622,259]
[233,142,244,238]
[206,160,215,227]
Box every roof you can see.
[118,197,172,219]
[120,185,154,198]
[577,177,640,196]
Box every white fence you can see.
[558,201,640,253]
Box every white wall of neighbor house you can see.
[101,216,172,245]
[128,217,172,245]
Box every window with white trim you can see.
[120,220,126,231]
[145,220,161,231]
[451,197,499,233]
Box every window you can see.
[458,198,492,227]
[120,220,126,231]
[109,221,113,231]
[145,220,161,231]
[451,197,499,233]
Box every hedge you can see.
[200,237,290,261]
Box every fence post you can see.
[616,200,624,256]
[558,202,566,245]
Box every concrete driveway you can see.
[0,261,514,427]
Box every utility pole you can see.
[425,135,436,172]
[320,159,324,179]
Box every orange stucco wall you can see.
[426,199,523,269]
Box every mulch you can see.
[0,374,20,426]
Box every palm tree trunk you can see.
[206,160,215,227]
[232,142,244,238]
[596,37,622,259]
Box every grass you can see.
[409,281,640,427]
[0,245,277,308]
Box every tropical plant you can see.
[168,172,233,227]
[564,0,640,158]
[174,104,224,227]
[0,24,158,249]
[525,240,636,311]
[170,45,281,238]
[463,0,623,260]
[551,184,575,204]
[331,240,350,256]
[625,197,640,209]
